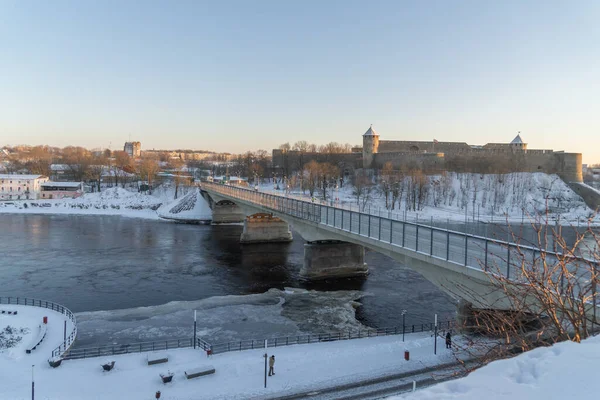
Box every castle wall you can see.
[378,140,471,153]
[272,149,362,174]
[374,152,445,172]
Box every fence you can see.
[205,321,454,355]
[62,338,196,360]
[0,296,78,359]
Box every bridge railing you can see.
[0,297,78,359]
[201,181,599,281]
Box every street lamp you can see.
[402,309,407,342]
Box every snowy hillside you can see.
[394,335,600,400]
[288,172,597,224]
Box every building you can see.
[271,126,584,184]
[361,127,582,183]
[40,181,84,199]
[0,174,49,200]
[124,141,142,157]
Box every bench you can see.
[102,361,115,372]
[1,310,17,315]
[184,366,215,379]
[147,352,169,365]
[25,324,47,354]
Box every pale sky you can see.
[1,1,599,163]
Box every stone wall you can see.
[373,152,445,172]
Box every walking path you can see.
[0,326,462,400]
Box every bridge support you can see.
[240,213,293,244]
[212,200,245,224]
[301,241,368,280]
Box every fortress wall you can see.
[272,149,362,173]
[378,140,471,153]
[374,152,445,172]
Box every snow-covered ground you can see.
[0,186,210,221]
[1,323,456,400]
[394,335,600,400]
[157,188,212,222]
[261,172,599,225]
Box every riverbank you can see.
[0,187,165,220]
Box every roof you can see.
[41,181,82,188]
[363,125,379,137]
[511,134,525,144]
[0,174,46,180]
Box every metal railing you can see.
[201,181,600,282]
[63,338,195,360]
[205,321,454,355]
[0,297,78,359]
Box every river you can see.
[2,213,595,348]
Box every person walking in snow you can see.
[268,355,275,376]
[445,331,452,349]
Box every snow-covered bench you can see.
[1,310,17,315]
[26,324,47,354]
[184,366,215,379]
[147,352,168,365]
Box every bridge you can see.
[201,181,598,319]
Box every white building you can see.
[0,174,49,200]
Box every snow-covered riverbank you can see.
[0,187,200,220]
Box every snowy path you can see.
[0,332,459,400]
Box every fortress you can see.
[361,126,583,183]
[272,126,583,183]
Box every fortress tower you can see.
[362,125,379,168]
[510,133,527,151]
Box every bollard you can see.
[43,316,48,324]
[404,350,410,361]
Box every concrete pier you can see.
[300,241,368,280]
[240,213,293,244]
[212,200,246,224]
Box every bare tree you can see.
[450,215,599,371]
[351,170,374,211]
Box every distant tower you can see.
[362,125,380,169]
[510,132,527,151]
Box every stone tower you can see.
[362,125,379,169]
[510,133,527,151]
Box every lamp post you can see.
[193,310,197,349]
[434,314,438,355]
[402,310,407,342]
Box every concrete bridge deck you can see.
[201,181,598,316]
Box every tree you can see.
[319,162,340,201]
[88,155,107,192]
[62,146,92,181]
[303,160,320,198]
[351,170,374,211]
[138,156,161,194]
[450,216,599,371]
[113,151,133,188]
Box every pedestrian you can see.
[268,355,275,376]
[445,331,452,349]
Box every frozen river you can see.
[0,213,511,347]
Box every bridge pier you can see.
[240,213,293,244]
[212,200,245,224]
[301,241,368,280]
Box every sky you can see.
[0,0,599,162]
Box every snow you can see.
[0,304,74,363]
[0,323,457,400]
[0,187,198,220]
[392,335,600,400]
[157,188,212,222]
[262,172,599,225]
